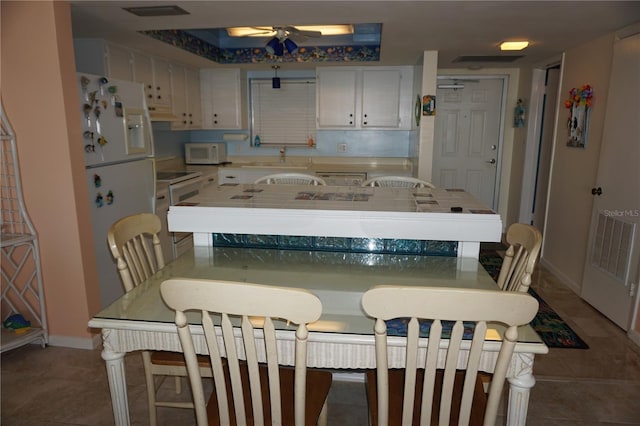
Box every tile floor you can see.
[2,265,640,425]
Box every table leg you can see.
[506,353,536,426]
[101,346,130,426]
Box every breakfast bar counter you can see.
[168,184,502,260]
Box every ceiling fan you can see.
[228,26,322,42]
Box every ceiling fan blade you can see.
[285,26,322,38]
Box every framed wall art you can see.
[565,84,593,148]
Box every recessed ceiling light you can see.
[500,41,529,51]
[123,6,189,17]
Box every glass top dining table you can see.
[89,246,547,426]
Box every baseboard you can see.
[47,334,101,350]
[539,257,582,295]
[628,329,640,348]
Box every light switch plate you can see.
[338,143,347,153]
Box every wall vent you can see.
[590,212,637,282]
[123,6,189,17]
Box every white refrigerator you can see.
[78,73,155,308]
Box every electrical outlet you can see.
[338,143,347,153]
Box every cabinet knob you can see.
[183,120,187,124]
[363,122,368,125]
[157,95,161,99]
[214,121,218,124]
[364,114,368,117]
[213,113,218,117]
[156,86,160,90]
[182,113,187,117]
[349,121,353,125]
[349,113,353,117]
[148,94,153,98]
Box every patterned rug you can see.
[479,247,589,349]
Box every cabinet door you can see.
[316,69,357,128]
[201,69,243,129]
[361,69,402,128]
[171,64,188,130]
[132,52,155,105]
[152,57,172,108]
[186,67,202,128]
[106,44,133,81]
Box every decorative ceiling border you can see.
[141,30,380,64]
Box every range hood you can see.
[148,106,179,122]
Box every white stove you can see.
[156,170,202,185]
[155,170,204,260]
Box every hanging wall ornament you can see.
[565,84,593,148]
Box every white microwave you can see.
[185,142,227,165]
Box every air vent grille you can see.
[123,6,189,17]
[453,55,524,63]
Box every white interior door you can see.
[581,30,640,330]
[531,67,560,235]
[433,78,504,208]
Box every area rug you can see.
[479,247,589,349]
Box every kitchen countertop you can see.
[157,156,413,178]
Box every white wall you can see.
[541,33,616,292]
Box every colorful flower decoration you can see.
[565,84,593,109]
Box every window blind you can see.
[250,79,316,146]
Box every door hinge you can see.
[630,282,637,297]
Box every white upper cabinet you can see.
[133,53,172,110]
[200,68,245,129]
[171,64,202,130]
[316,69,358,128]
[105,44,133,81]
[316,66,413,130]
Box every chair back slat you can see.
[362,286,539,426]
[497,223,542,293]
[107,213,164,292]
[361,176,435,188]
[254,173,327,186]
[161,278,323,426]
[202,311,231,425]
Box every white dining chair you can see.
[160,278,332,426]
[497,223,543,292]
[361,175,435,188]
[254,173,327,185]
[361,286,539,426]
[107,213,212,425]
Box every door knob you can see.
[486,158,496,165]
[591,187,602,196]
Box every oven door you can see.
[169,177,204,205]
[168,177,204,255]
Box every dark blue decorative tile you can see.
[314,236,351,251]
[244,234,279,248]
[385,239,423,254]
[213,233,244,246]
[212,233,457,257]
[279,235,314,250]
[423,240,458,257]
[351,238,385,253]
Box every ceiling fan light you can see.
[284,38,298,54]
[265,37,283,56]
[500,41,529,51]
